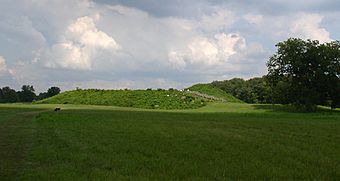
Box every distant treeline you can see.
[212,74,339,110]
[0,85,60,103]
[212,77,271,104]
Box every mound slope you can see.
[36,89,207,109]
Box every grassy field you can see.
[0,103,339,180]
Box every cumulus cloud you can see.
[168,33,247,69]
[241,12,332,44]
[243,14,264,25]
[0,3,270,90]
[40,15,120,70]
[0,16,46,64]
[68,15,119,49]
[0,56,16,83]
[290,13,331,42]
[0,56,7,74]
[198,9,236,32]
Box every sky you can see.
[0,0,339,92]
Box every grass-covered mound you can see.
[186,84,243,103]
[35,89,206,109]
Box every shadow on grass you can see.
[252,104,340,113]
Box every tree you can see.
[37,86,61,100]
[247,77,271,103]
[319,41,340,109]
[47,87,61,97]
[18,85,36,102]
[0,86,19,103]
[37,92,48,100]
[266,38,340,111]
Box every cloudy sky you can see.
[1,0,339,92]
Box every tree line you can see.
[0,85,60,103]
[212,77,271,104]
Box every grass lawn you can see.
[0,103,339,180]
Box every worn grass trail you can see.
[0,108,45,180]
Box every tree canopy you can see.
[212,77,271,104]
[0,87,19,103]
[47,87,61,97]
[18,85,36,102]
[266,38,340,111]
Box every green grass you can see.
[187,84,242,103]
[35,89,206,110]
[0,108,44,179]
[0,103,339,180]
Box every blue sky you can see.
[0,0,339,92]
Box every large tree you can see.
[47,87,61,97]
[18,85,36,102]
[38,86,61,100]
[267,38,340,111]
[0,86,19,103]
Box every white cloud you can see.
[247,12,332,43]
[67,15,119,49]
[40,15,120,70]
[168,33,247,69]
[243,14,263,25]
[39,5,265,87]
[290,13,331,43]
[45,41,92,70]
[0,56,7,74]
[168,51,186,69]
[187,36,219,65]
[215,33,246,59]
[198,9,236,32]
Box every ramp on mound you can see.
[186,84,243,103]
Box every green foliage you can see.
[212,77,271,103]
[37,87,61,100]
[18,85,36,102]
[47,87,61,97]
[267,38,340,111]
[36,89,206,109]
[186,84,243,103]
[0,86,19,103]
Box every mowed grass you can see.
[0,108,44,179]
[0,103,339,180]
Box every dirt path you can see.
[0,110,46,180]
